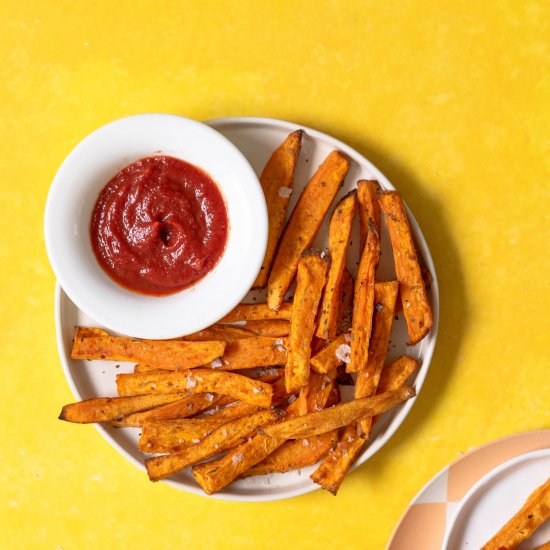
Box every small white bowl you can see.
[44,114,267,339]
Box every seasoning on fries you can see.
[357,179,381,249]
[219,302,293,323]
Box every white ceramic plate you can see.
[56,116,439,501]
[442,449,550,549]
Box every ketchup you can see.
[90,156,228,295]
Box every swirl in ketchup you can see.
[90,155,228,295]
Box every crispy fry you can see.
[219,302,293,323]
[295,369,337,416]
[355,281,399,437]
[285,250,330,393]
[59,392,188,423]
[139,417,231,453]
[133,364,165,374]
[183,325,253,341]
[244,430,338,477]
[219,336,288,370]
[116,368,273,407]
[242,320,290,337]
[311,355,418,494]
[348,222,380,373]
[310,424,363,495]
[357,180,381,250]
[316,191,356,340]
[192,434,284,495]
[378,191,433,344]
[71,327,225,369]
[112,393,223,428]
[481,477,550,550]
[267,151,350,310]
[254,130,303,288]
[337,268,354,333]
[378,355,419,393]
[310,333,349,374]
[145,409,285,481]
[263,387,415,439]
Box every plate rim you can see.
[55,115,439,502]
[441,447,550,549]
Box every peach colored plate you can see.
[388,430,550,549]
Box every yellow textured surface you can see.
[1,1,549,548]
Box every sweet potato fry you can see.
[294,369,337,416]
[355,281,399,437]
[316,191,356,340]
[71,327,225,369]
[285,250,330,393]
[244,430,338,477]
[310,333,349,374]
[59,392,188,423]
[310,424,364,495]
[192,434,284,495]
[378,191,433,344]
[219,336,288,370]
[377,355,419,393]
[116,368,273,407]
[219,302,293,323]
[311,355,419,494]
[242,320,290,337]
[481,477,550,550]
[534,542,550,550]
[145,408,285,481]
[183,325,253,341]
[357,179,381,250]
[133,364,165,374]
[263,386,415,439]
[139,417,232,453]
[253,130,303,288]
[347,222,380,373]
[267,151,350,310]
[337,268,354,333]
[237,367,284,383]
[112,393,222,428]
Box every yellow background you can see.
[1,1,549,548]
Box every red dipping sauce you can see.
[90,155,228,295]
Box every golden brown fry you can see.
[133,364,165,374]
[71,327,225,369]
[294,369,337,416]
[244,430,338,477]
[183,325,253,341]
[139,417,231,453]
[219,336,288,370]
[310,424,364,495]
[337,268,354,333]
[310,333,349,374]
[254,130,303,288]
[112,393,223,428]
[285,250,330,393]
[145,409,285,481]
[316,191,356,340]
[482,477,550,550]
[378,355,419,393]
[355,281,399,437]
[357,180,381,250]
[312,355,418,494]
[263,386,415,439]
[242,320,290,337]
[378,191,433,344]
[192,434,284,495]
[59,392,188,423]
[267,151,350,310]
[116,368,273,407]
[219,302,293,323]
[348,222,380,373]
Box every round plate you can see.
[389,430,550,549]
[443,448,550,549]
[55,116,439,501]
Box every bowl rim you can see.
[44,113,268,339]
